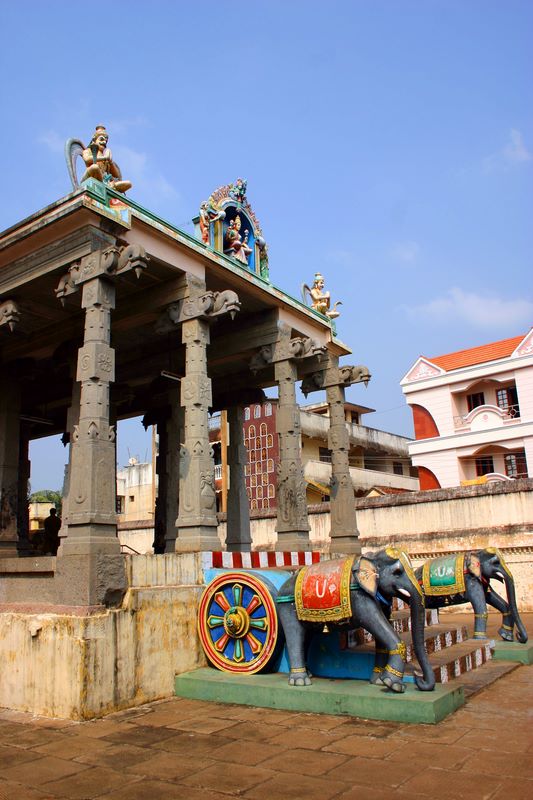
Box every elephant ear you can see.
[468,553,481,578]
[356,557,378,597]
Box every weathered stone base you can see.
[174,668,464,724]
[0,554,207,719]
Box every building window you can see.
[251,499,257,510]
[393,462,404,476]
[116,496,125,514]
[244,464,250,476]
[504,450,527,478]
[244,407,250,421]
[129,495,135,503]
[267,458,274,473]
[268,483,275,498]
[496,386,519,417]
[267,434,273,448]
[264,402,272,416]
[251,475,257,487]
[475,456,494,477]
[262,472,268,485]
[248,424,256,438]
[262,499,269,509]
[467,392,485,412]
[260,423,267,436]
[319,447,331,463]
[254,404,261,418]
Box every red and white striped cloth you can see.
[201,551,322,570]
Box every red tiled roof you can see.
[427,334,524,372]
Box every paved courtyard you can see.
[1,615,531,800]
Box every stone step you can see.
[345,608,440,646]
[344,623,492,684]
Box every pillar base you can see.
[175,525,221,553]
[55,552,127,607]
[275,531,312,552]
[329,535,362,555]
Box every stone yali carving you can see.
[65,125,132,193]
[157,289,241,333]
[302,273,342,319]
[0,299,21,332]
[55,245,149,303]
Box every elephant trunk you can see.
[409,590,436,691]
[503,573,528,644]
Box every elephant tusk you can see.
[398,588,410,598]
[494,571,505,581]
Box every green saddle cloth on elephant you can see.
[422,553,466,596]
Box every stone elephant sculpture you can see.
[416,548,528,643]
[276,548,436,693]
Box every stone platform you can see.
[492,640,533,664]
[174,668,465,724]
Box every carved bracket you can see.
[0,299,21,332]
[55,244,149,304]
[249,322,327,373]
[156,289,241,333]
[302,364,371,396]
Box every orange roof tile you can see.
[427,334,524,372]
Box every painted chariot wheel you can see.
[198,571,280,674]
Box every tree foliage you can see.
[29,489,62,516]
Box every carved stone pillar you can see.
[153,390,182,554]
[16,423,32,555]
[54,244,148,605]
[59,376,81,547]
[55,276,125,605]
[225,406,251,551]
[274,359,310,550]
[302,361,371,554]
[326,377,360,553]
[0,382,21,556]
[176,317,220,551]
[157,278,241,552]
[249,323,326,551]
[153,413,168,555]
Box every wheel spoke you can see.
[234,639,244,662]
[246,595,262,615]
[245,632,262,654]
[214,633,230,653]
[214,591,231,612]
[250,617,268,630]
[207,615,225,628]
[232,583,243,606]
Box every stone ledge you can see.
[174,667,464,724]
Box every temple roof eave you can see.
[0,184,351,356]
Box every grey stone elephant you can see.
[416,548,528,643]
[276,548,436,693]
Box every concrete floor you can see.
[0,613,531,800]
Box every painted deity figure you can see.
[199,200,225,244]
[224,215,252,265]
[229,177,247,203]
[81,125,132,193]
[302,273,342,319]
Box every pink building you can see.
[401,329,533,489]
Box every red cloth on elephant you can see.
[294,556,355,622]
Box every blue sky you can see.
[1,1,531,491]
